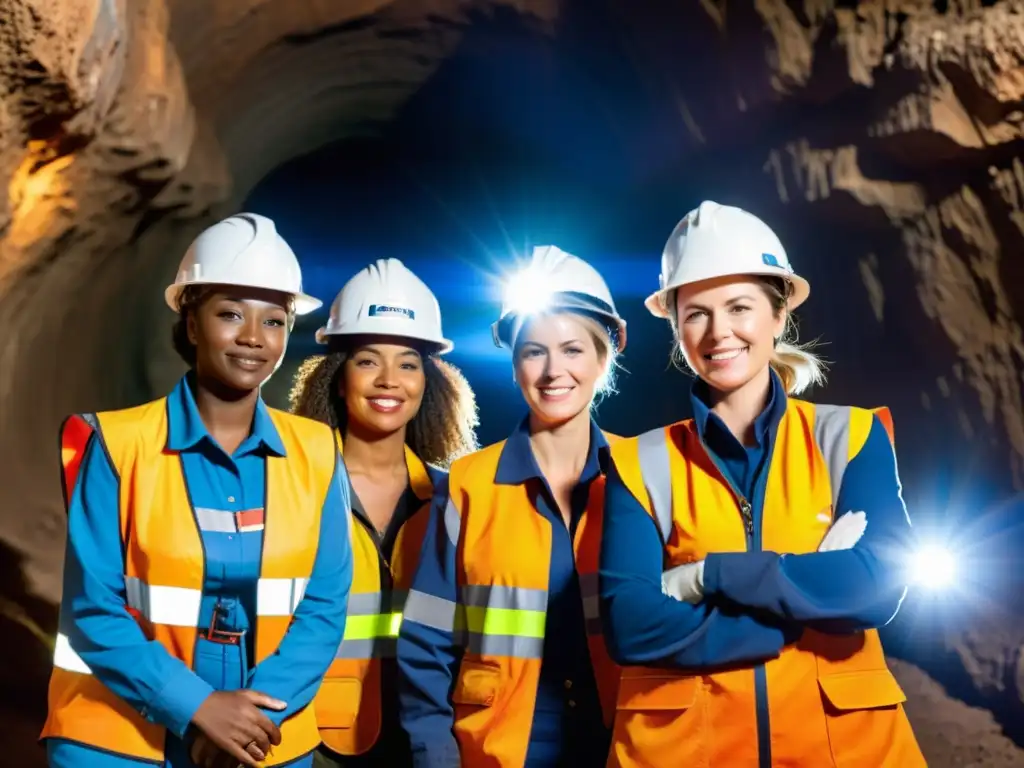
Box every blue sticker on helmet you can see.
[762,253,780,268]
[368,304,416,320]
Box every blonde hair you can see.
[288,344,479,468]
[512,311,621,403]
[668,276,826,396]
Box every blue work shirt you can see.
[397,416,611,768]
[689,371,780,502]
[47,374,353,768]
[599,371,914,768]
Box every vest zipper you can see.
[695,433,771,768]
[696,435,753,540]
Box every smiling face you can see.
[188,286,292,392]
[513,312,610,428]
[339,337,426,438]
[675,275,786,396]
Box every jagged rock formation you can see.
[1,0,1023,761]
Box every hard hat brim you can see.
[165,282,323,315]
[492,309,627,353]
[315,326,455,355]
[645,269,810,319]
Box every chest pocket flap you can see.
[616,672,699,712]
[819,669,906,711]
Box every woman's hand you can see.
[190,689,286,766]
[189,732,255,768]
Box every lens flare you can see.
[907,543,956,589]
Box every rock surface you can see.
[0,0,1022,761]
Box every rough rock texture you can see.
[1,0,1024,762]
[893,659,1024,767]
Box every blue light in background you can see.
[292,251,658,375]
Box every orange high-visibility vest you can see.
[315,435,435,756]
[607,400,924,768]
[41,399,339,765]
[444,435,622,767]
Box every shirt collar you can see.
[494,414,610,486]
[166,373,287,457]
[689,368,787,448]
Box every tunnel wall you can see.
[0,0,1023,762]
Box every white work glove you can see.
[661,561,705,604]
[818,510,867,552]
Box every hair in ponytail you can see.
[759,277,826,395]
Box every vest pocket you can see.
[818,669,908,767]
[453,661,501,707]
[612,674,708,767]
[315,678,362,728]
[452,660,504,748]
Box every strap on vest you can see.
[60,413,99,513]
[638,405,895,529]
[636,428,673,544]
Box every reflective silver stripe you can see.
[124,577,202,626]
[403,589,461,633]
[194,508,238,533]
[637,427,673,542]
[336,637,398,659]
[812,405,853,512]
[81,412,99,430]
[194,507,265,533]
[461,584,547,612]
[256,577,308,616]
[120,576,305,625]
[465,633,544,658]
[347,591,382,614]
[443,496,461,547]
[578,572,602,636]
[53,632,91,674]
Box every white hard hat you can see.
[645,200,810,319]
[165,213,322,315]
[316,258,453,354]
[492,245,627,352]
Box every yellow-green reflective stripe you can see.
[343,611,404,641]
[463,605,545,638]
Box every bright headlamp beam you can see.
[502,268,554,317]
[907,542,956,590]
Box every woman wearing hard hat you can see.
[41,213,354,768]
[397,245,626,767]
[287,258,479,768]
[598,201,925,767]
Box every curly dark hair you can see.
[289,343,479,468]
[170,284,297,367]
